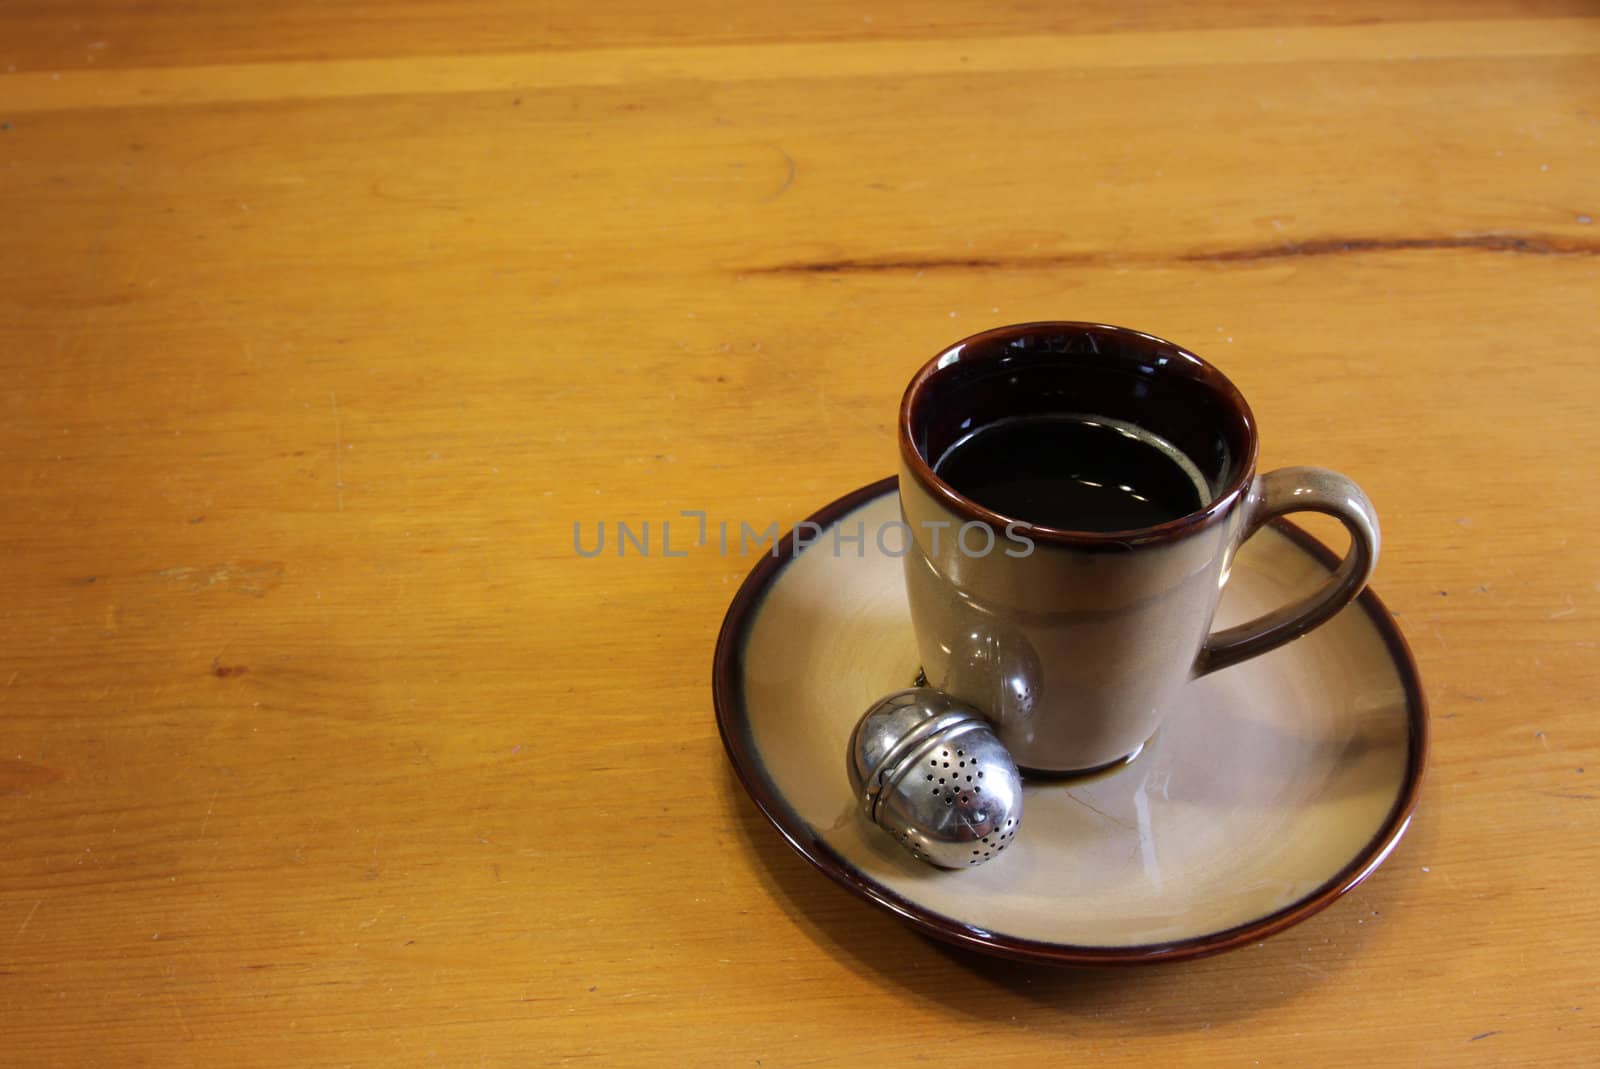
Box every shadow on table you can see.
[722,762,1430,1034]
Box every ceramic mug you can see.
[897,322,1380,774]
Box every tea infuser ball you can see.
[847,687,1023,869]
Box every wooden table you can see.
[3,3,1596,1064]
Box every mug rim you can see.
[898,321,1260,548]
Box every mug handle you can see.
[1195,466,1380,676]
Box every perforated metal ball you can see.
[847,687,1023,869]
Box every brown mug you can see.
[897,322,1380,774]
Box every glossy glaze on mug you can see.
[898,322,1377,773]
[900,462,1247,772]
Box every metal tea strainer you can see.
[847,687,1023,869]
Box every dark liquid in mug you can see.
[933,415,1208,532]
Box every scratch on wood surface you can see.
[753,254,1016,274]
[769,145,796,200]
[199,788,219,837]
[331,391,346,511]
[159,562,284,597]
[11,900,42,944]
[5,671,16,688]
[162,988,195,1041]
[752,232,1600,274]
[1429,621,1449,651]
[1185,233,1600,262]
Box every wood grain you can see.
[1,3,1596,1065]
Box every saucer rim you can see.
[713,475,1428,966]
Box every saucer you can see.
[714,477,1426,965]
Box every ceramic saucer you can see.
[714,477,1426,965]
